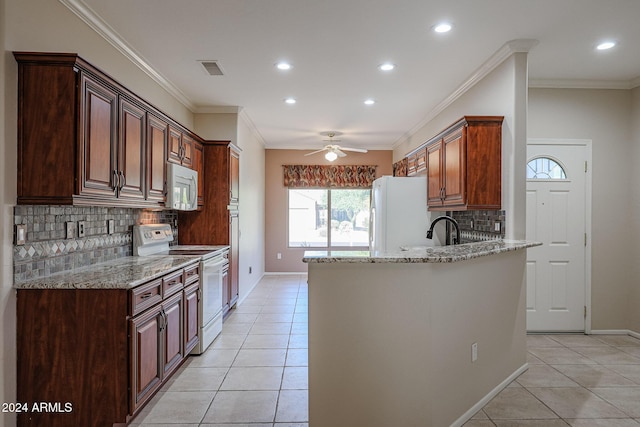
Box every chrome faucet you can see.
[426,216,461,245]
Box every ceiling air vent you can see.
[199,60,224,76]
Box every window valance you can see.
[283,165,377,188]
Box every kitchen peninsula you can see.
[303,240,540,427]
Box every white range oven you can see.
[133,224,229,354]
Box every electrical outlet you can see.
[77,221,86,238]
[107,219,115,235]
[66,222,74,239]
[277,253,282,260]
[471,342,478,362]
[494,222,501,232]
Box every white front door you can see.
[526,142,588,332]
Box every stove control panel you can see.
[133,224,174,256]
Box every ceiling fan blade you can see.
[335,149,347,157]
[339,146,368,153]
[304,148,327,156]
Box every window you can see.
[526,157,567,179]
[288,188,370,248]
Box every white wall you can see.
[394,52,529,239]
[194,113,239,144]
[629,86,640,333]
[236,115,266,299]
[528,88,633,330]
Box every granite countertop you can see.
[302,239,541,264]
[14,255,200,290]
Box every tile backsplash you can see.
[13,205,178,282]
[451,210,506,242]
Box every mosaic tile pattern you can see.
[13,205,178,282]
[451,209,506,241]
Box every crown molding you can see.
[195,106,243,114]
[238,109,267,147]
[392,39,539,149]
[59,0,196,111]
[529,78,635,90]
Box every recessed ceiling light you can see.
[596,41,616,50]
[378,63,395,71]
[284,98,296,104]
[434,22,452,33]
[364,99,375,105]
[276,62,292,70]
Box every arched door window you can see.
[526,157,567,179]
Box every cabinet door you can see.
[181,133,194,168]
[184,283,200,354]
[162,292,184,377]
[442,128,466,207]
[147,114,168,202]
[193,141,204,207]
[167,126,183,165]
[427,142,443,206]
[118,98,146,201]
[229,149,240,204]
[222,265,230,316]
[130,305,163,412]
[79,74,118,199]
[229,212,239,308]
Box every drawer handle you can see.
[167,280,181,286]
[140,292,153,300]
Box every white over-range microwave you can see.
[166,163,198,211]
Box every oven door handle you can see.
[203,258,228,269]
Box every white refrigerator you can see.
[369,176,437,252]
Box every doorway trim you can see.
[527,138,592,333]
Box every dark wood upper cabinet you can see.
[78,73,119,200]
[167,126,194,167]
[422,116,503,211]
[118,97,146,201]
[147,114,168,203]
[13,51,205,208]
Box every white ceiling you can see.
[70,0,640,150]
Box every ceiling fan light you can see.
[325,151,338,161]
[596,41,616,50]
[276,61,292,70]
[434,22,452,33]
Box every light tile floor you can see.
[132,273,640,426]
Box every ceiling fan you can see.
[304,132,368,161]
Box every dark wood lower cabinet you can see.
[130,305,163,412]
[184,283,200,354]
[16,264,198,427]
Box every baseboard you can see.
[590,329,638,337]
[449,363,529,427]
[237,273,264,306]
[263,271,308,276]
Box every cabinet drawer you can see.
[184,263,199,285]
[162,270,184,297]
[131,278,163,316]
